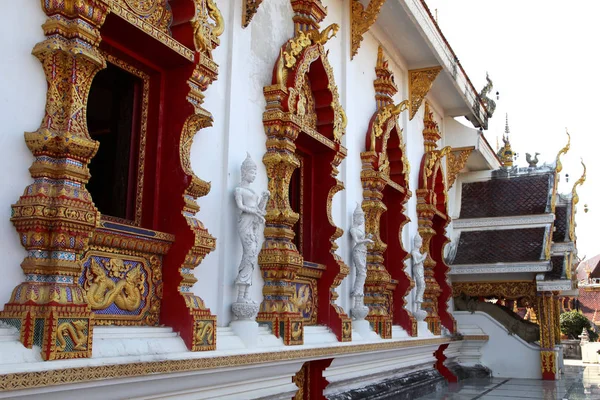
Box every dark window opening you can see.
[87,62,142,222]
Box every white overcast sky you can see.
[425,0,599,260]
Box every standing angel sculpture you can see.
[350,204,373,319]
[411,233,427,320]
[234,153,270,304]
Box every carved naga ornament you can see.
[351,0,387,59]
[569,159,586,242]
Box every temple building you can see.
[0,0,583,398]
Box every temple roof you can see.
[460,172,553,218]
[577,254,600,280]
[452,228,547,265]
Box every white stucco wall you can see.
[0,0,467,329]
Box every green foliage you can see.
[560,310,598,341]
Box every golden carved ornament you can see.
[293,362,308,400]
[192,0,224,57]
[374,46,398,108]
[424,146,452,186]
[242,0,264,28]
[445,147,474,189]
[109,2,194,61]
[350,0,386,59]
[117,0,172,33]
[370,101,409,151]
[56,320,88,353]
[85,258,144,311]
[569,159,586,242]
[409,67,442,120]
[452,281,537,306]
[282,24,339,69]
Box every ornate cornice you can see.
[452,281,537,305]
[0,337,451,391]
[452,214,555,231]
[449,261,551,275]
[409,66,442,120]
[350,0,386,59]
[551,242,575,255]
[536,280,572,292]
[242,0,264,27]
[446,147,473,189]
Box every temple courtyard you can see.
[417,361,600,400]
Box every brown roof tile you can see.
[460,173,552,218]
[452,228,547,265]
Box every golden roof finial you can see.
[572,158,586,206]
[555,128,571,174]
[496,113,514,167]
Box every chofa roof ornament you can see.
[479,72,497,118]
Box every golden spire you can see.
[555,129,571,174]
[496,113,514,167]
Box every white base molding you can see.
[0,328,452,398]
[352,319,381,341]
[417,321,435,338]
[229,320,259,348]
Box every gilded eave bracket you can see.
[351,0,386,59]
[242,0,264,28]
[408,66,442,120]
[446,147,474,189]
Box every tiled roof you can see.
[577,254,600,280]
[553,205,568,243]
[452,228,547,265]
[460,173,552,218]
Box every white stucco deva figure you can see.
[350,203,373,300]
[412,233,431,336]
[231,154,269,338]
[349,204,380,341]
[234,153,269,302]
